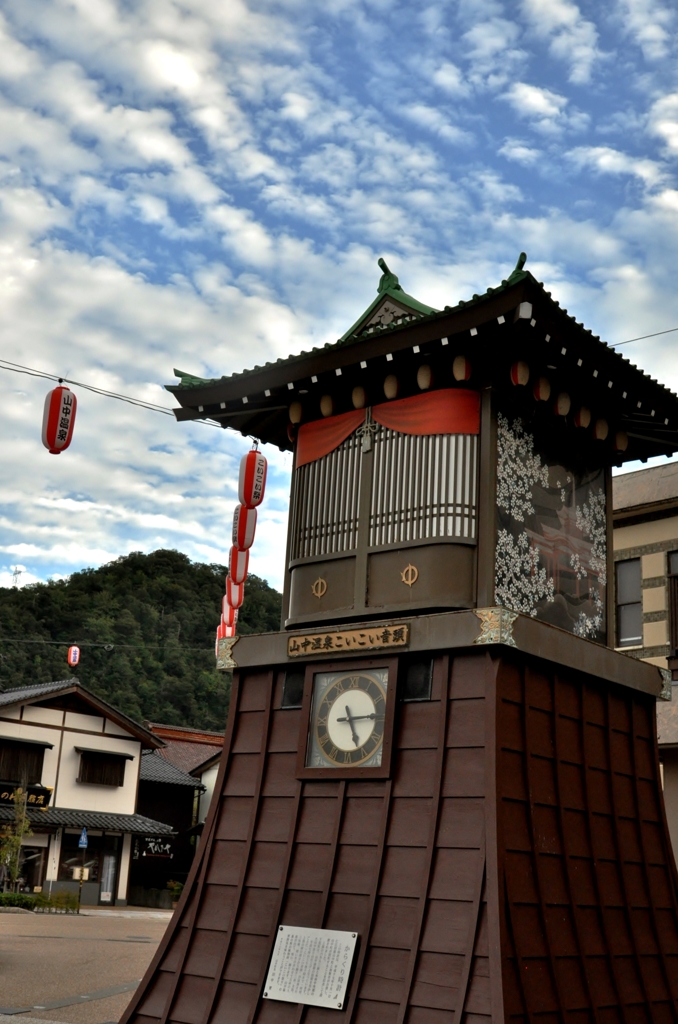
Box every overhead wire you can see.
[0,636,214,652]
[0,358,220,427]
[613,326,678,347]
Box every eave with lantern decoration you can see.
[167,253,678,465]
[168,253,678,642]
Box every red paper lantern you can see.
[42,386,77,454]
[510,361,529,386]
[593,418,609,441]
[67,645,80,667]
[573,406,591,428]
[238,449,267,509]
[533,377,551,402]
[229,545,249,584]
[222,597,238,627]
[226,576,245,609]
[615,430,629,452]
[232,505,257,550]
[452,355,471,382]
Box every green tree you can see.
[0,550,282,731]
[0,788,32,892]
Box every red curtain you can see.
[296,409,366,468]
[372,388,480,436]
[295,389,480,467]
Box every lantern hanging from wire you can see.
[42,385,77,454]
[238,448,267,509]
[226,576,245,609]
[67,645,80,667]
[232,505,257,550]
[222,598,238,627]
[229,545,249,584]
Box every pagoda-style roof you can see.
[167,255,678,465]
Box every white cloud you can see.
[616,0,674,61]
[501,82,588,133]
[399,104,473,145]
[1,0,678,599]
[430,62,469,97]
[499,138,542,165]
[520,0,602,83]
[568,146,665,186]
[648,94,678,155]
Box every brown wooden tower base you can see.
[122,611,678,1024]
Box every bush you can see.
[34,890,79,913]
[0,892,36,909]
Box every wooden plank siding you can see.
[122,648,678,1024]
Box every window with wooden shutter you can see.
[0,739,48,785]
[77,750,129,787]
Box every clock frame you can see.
[295,657,399,779]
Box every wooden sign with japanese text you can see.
[287,623,409,658]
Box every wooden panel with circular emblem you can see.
[295,658,398,779]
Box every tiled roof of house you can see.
[0,805,174,833]
[613,461,678,513]
[140,750,205,789]
[0,680,75,706]
[0,679,162,748]
[146,722,224,774]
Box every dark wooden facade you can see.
[123,257,678,1023]
[122,614,678,1024]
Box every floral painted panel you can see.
[495,413,607,642]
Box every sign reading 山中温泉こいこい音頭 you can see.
[287,624,409,658]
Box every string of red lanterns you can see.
[216,448,268,652]
[509,360,628,451]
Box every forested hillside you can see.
[0,550,281,731]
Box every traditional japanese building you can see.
[0,679,174,905]
[124,255,678,1023]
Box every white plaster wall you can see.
[198,764,219,822]
[614,515,678,551]
[64,711,104,732]
[22,707,63,727]
[105,719,133,738]
[55,732,140,814]
[22,833,49,847]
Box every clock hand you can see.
[344,705,360,747]
[336,713,381,722]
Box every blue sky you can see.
[2,0,678,593]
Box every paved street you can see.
[0,911,172,1024]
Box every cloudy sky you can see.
[2,0,678,593]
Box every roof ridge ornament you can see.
[504,251,529,286]
[377,258,404,295]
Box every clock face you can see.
[307,669,388,769]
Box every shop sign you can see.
[0,784,53,808]
[141,836,174,859]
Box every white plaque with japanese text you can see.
[262,925,358,1010]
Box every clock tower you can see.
[123,255,678,1024]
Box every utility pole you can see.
[11,566,23,588]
